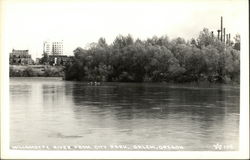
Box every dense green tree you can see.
[64,28,240,84]
[233,34,240,51]
[196,28,215,48]
[40,52,49,64]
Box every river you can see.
[9,77,239,151]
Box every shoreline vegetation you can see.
[10,28,240,85]
[64,28,240,84]
[9,65,64,77]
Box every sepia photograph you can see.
[0,0,249,159]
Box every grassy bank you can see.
[9,65,64,77]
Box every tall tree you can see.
[233,34,240,51]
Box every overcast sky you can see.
[1,0,247,59]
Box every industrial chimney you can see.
[223,28,226,42]
[226,34,229,44]
[217,30,221,39]
[221,16,223,41]
[229,34,231,45]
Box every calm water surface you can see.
[10,78,239,151]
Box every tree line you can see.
[64,28,240,83]
[10,66,64,77]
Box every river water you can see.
[9,77,239,151]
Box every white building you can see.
[43,40,63,55]
[43,41,51,54]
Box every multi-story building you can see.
[51,41,63,55]
[43,41,51,55]
[9,49,33,65]
[43,40,63,55]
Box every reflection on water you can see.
[10,78,239,151]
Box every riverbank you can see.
[9,65,64,77]
[9,65,239,86]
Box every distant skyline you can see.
[1,0,247,59]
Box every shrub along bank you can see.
[10,65,64,77]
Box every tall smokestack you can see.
[217,30,221,39]
[226,34,229,44]
[229,34,231,45]
[223,28,226,42]
[221,16,223,41]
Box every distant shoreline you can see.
[9,75,239,88]
[9,65,64,77]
